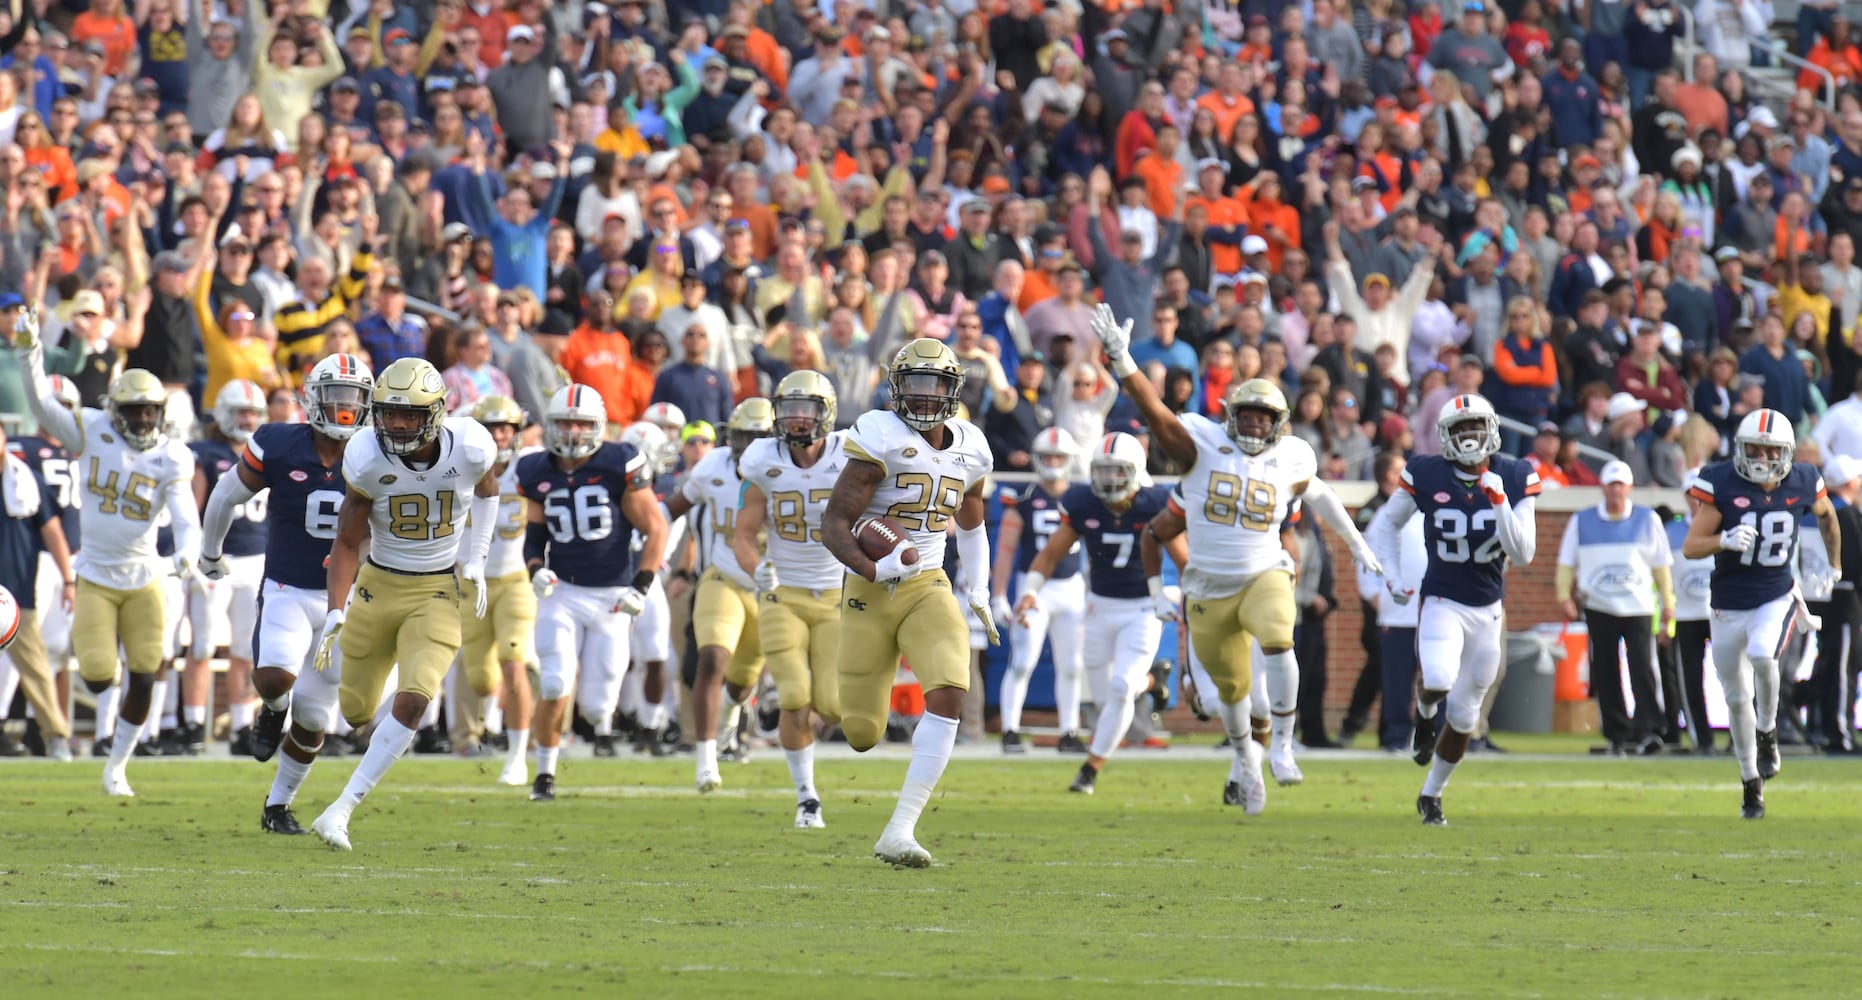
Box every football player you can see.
[668,399,773,792]
[1091,305,1382,807]
[733,372,846,828]
[991,427,1089,753]
[460,396,538,786]
[15,313,200,797]
[520,387,670,802]
[822,339,997,868]
[307,358,501,849]
[1365,394,1539,827]
[183,380,269,755]
[615,420,681,754]
[7,373,83,761]
[1683,409,1838,819]
[1015,433,1182,794]
[201,355,371,833]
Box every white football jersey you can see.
[680,446,755,590]
[481,447,538,579]
[1174,415,1316,597]
[843,410,993,573]
[737,431,849,591]
[343,416,498,574]
[69,409,195,591]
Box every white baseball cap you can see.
[1824,454,1861,487]
[1605,392,1648,421]
[1600,460,1635,486]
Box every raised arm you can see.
[14,321,83,452]
[1089,302,1195,468]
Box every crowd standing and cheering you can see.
[0,0,1860,847]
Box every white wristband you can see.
[1109,353,1138,379]
[1021,571,1047,595]
[1147,576,1164,599]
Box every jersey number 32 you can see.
[1432,508,1502,564]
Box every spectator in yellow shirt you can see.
[253,9,346,152]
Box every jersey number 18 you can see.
[1735,510,1795,567]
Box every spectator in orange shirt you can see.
[560,288,655,429]
[1524,421,1571,489]
[1184,158,1248,276]
[1196,63,1257,141]
[1132,125,1183,218]
[1016,226,1069,311]
[70,0,137,77]
[1114,80,1166,178]
[1239,172,1299,274]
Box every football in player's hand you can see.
[856,517,918,565]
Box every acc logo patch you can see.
[1434,492,1451,503]
[1733,496,1750,508]
[1219,447,1234,455]
[380,474,398,485]
[101,434,115,444]
[1084,518,1100,528]
[537,481,552,493]
[711,478,723,486]
[902,448,918,458]
[767,469,781,476]
[289,470,309,482]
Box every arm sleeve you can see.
[1300,478,1371,556]
[462,492,498,569]
[165,474,203,568]
[200,463,259,559]
[1365,487,1416,582]
[957,519,990,588]
[20,343,83,454]
[1494,496,1538,566]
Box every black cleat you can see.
[530,773,556,802]
[91,737,112,758]
[1741,777,1765,819]
[413,726,453,755]
[319,733,354,758]
[0,732,27,757]
[1222,781,1242,806]
[177,721,206,756]
[1147,661,1172,715]
[591,733,617,757]
[22,718,45,756]
[1756,729,1782,780]
[261,803,307,835]
[133,739,166,757]
[1056,731,1088,754]
[228,726,254,758]
[251,706,287,762]
[643,729,669,758]
[1412,712,1437,767]
[1417,794,1447,826]
[1069,764,1098,795]
[488,730,509,752]
[1000,730,1025,754]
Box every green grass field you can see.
[3,736,1858,998]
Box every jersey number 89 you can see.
[1203,472,1276,531]
[544,485,613,543]
[1735,510,1795,568]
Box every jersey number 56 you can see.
[544,485,613,542]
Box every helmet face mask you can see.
[219,403,264,443]
[303,354,374,441]
[775,397,829,445]
[113,401,164,450]
[726,397,774,459]
[543,385,606,460]
[1436,394,1501,467]
[888,340,966,431]
[1223,379,1288,455]
[1090,457,1138,502]
[370,358,446,456]
[374,402,442,454]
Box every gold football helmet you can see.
[1224,378,1289,456]
[773,369,838,445]
[471,395,525,463]
[372,357,448,455]
[108,369,168,450]
[726,397,774,458]
[888,338,965,431]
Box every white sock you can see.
[1726,699,1760,782]
[160,677,179,729]
[506,728,530,767]
[145,677,170,742]
[1216,698,1251,747]
[717,702,742,742]
[268,752,313,807]
[107,717,141,770]
[263,692,289,712]
[1089,694,1136,760]
[329,715,418,816]
[184,705,206,726]
[786,743,817,802]
[536,743,560,777]
[0,657,19,711]
[1751,657,1781,731]
[1421,755,1459,797]
[483,700,502,735]
[418,696,440,730]
[999,667,1031,732]
[884,712,958,837]
[593,717,612,736]
[230,701,254,730]
[1416,695,1439,720]
[94,684,122,735]
[640,701,666,731]
[1269,713,1296,753]
[696,738,718,775]
[1055,663,1082,732]
[1263,649,1298,712]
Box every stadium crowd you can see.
[6,0,1862,759]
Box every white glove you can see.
[312,608,345,673]
[872,546,922,585]
[11,306,38,351]
[1151,593,1182,623]
[460,562,489,618]
[1720,524,1757,553]
[614,586,647,616]
[1349,542,1384,579]
[991,594,1014,627]
[531,567,558,598]
[754,559,781,593]
[968,588,1000,646]
[1478,470,1508,506]
[1385,578,1415,606]
[1090,303,1136,376]
[198,553,227,581]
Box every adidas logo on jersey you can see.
[380,475,398,485]
[443,468,459,478]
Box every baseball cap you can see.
[1363,272,1391,288]
[0,292,23,310]
[1846,175,1862,195]
[70,289,105,316]
[1605,392,1648,421]
[1194,157,1226,174]
[1824,455,1861,487]
[1241,235,1269,255]
[1352,176,1378,192]
[442,222,473,243]
[507,24,536,42]
[1102,28,1128,42]
[530,161,558,180]
[1599,460,1635,485]
[152,250,188,273]
[680,421,717,444]
[1714,245,1741,263]
[381,274,404,292]
[332,76,360,93]
[961,196,991,214]
[384,28,412,46]
[1536,420,1560,436]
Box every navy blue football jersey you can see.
[192,438,267,558]
[517,442,648,587]
[243,423,347,590]
[9,436,79,547]
[1059,484,1172,599]
[1687,460,1826,610]
[1403,454,1542,607]
[1005,483,1080,579]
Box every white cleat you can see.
[311,808,353,851]
[101,768,135,798]
[1237,739,1268,816]
[795,798,825,829]
[696,769,722,794]
[873,829,933,868]
[497,759,528,786]
[1269,746,1304,786]
[49,737,73,762]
